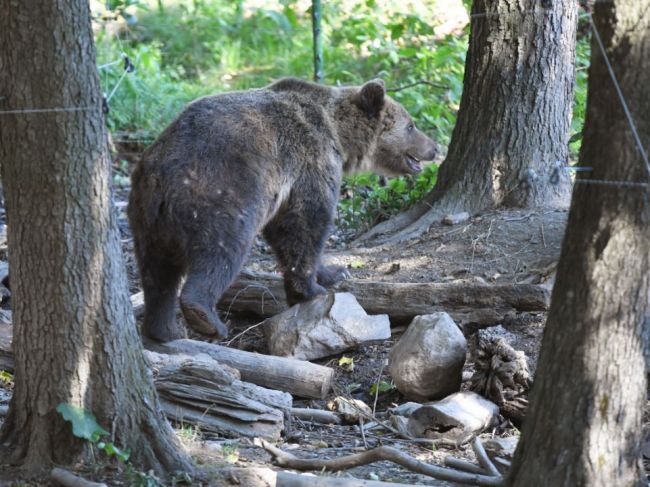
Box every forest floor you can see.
[1,180,649,486]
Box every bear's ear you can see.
[356,79,385,116]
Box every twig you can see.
[444,456,487,474]
[540,223,546,248]
[494,457,512,469]
[371,359,387,416]
[223,283,280,321]
[225,320,264,346]
[359,418,369,449]
[260,439,503,487]
[50,468,108,487]
[291,408,342,425]
[472,437,501,478]
[387,80,448,93]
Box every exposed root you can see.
[259,438,504,487]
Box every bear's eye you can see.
[407,123,414,133]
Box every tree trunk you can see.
[508,1,650,485]
[358,0,577,244]
[0,0,191,476]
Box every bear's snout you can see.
[411,131,439,162]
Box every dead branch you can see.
[259,439,503,487]
[387,80,448,92]
[291,407,342,425]
[444,456,487,474]
[50,468,108,487]
[472,437,501,478]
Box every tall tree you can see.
[508,1,649,485]
[0,0,190,476]
[359,0,578,244]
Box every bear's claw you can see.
[317,264,352,287]
[180,301,229,339]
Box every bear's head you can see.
[354,79,439,176]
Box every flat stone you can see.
[407,391,499,441]
[264,293,390,361]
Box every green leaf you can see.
[56,403,109,442]
[338,356,354,372]
[103,442,131,462]
[370,380,395,396]
[0,370,13,386]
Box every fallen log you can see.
[216,468,425,487]
[144,338,334,400]
[216,270,550,326]
[145,352,292,440]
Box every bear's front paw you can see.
[317,264,351,287]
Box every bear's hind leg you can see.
[180,227,255,339]
[264,199,334,306]
[138,248,185,342]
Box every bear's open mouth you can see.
[405,154,422,174]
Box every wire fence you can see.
[0,0,647,192]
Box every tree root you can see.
[259,438,504,487]
[50,468,107,487]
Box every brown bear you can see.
[128,77,438,342]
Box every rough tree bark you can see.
[358,0,577,244]
[0,0,191,477]
[508,1,650,485]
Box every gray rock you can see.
[388,313,466,401]
[442,212,470,225]
[407,391,499,441]
[264,293,391,361]
[484,436,519,461]
[388,402,422,417]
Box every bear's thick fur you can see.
[128,78,438,342]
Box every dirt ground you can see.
[1,180,649,486]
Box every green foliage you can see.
[338,163,439,230]
[56,403,110,442]
[94,1,587,231]
[0,370,13,387]
[94,1,460,230]
[370,379,395,396]
[570,37,591,159]
[221,442,240,464]
[56,403,150,478]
